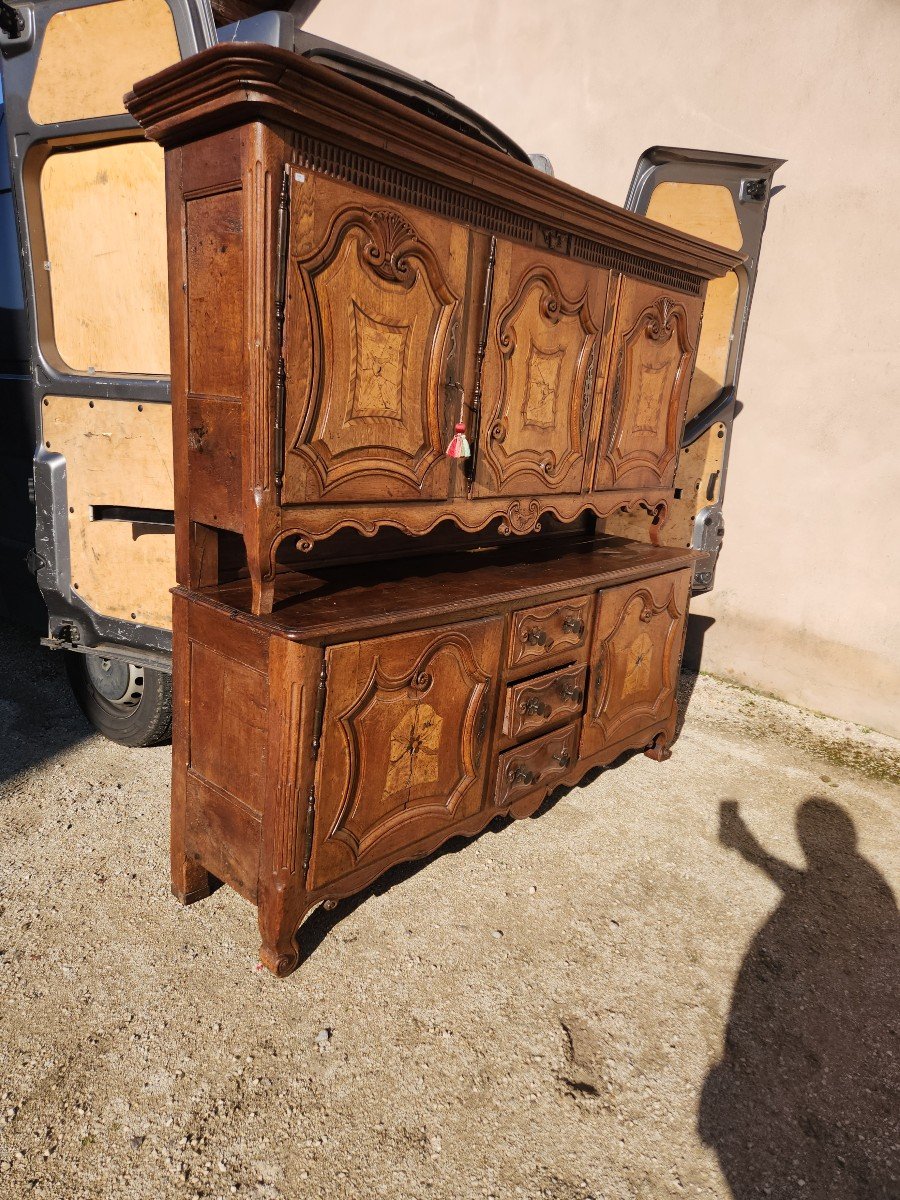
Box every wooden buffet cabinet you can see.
[126,44,743,976]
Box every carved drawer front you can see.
[494,722,578,807]
[594,278,702,491]
[507,594,592,672]
[476,239,610,497]
[281,173,472,505]
[580,569,691,758]
[308,617,502,890]
[501,663,587,746]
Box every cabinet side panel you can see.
[184,774,261,904]
[183,188,244,532]
[189,642,269,816]
[186,190,244,399]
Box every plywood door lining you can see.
[40,140,171,375]
[646,182,744,252]
[687,269,740,421]
[29,0,181,126]
[42,395,176,628]
[646,184,744,422]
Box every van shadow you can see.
[0,620,92,784]
[699,797,900,1199]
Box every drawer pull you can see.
[552,749,571,768]
[562,615,585,637]
[522,626,552,648]
[559,681,583,704]
[521,696,551,718]
[507,763,537,787]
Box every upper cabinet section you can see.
[126,45,743,612]
[475,241,609,498]
[282,175,469,504]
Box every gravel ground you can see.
[0,620,898,1200]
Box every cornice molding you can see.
[126,44,744,283]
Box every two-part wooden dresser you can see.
[126,44,743,976]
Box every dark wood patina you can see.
[126,45,740,975]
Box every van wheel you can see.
[65,651,172,747]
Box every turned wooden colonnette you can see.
[126,45,743,976]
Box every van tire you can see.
[65,651,173,747]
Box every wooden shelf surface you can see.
[180,536,698,645]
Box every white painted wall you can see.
[306,0,900,737]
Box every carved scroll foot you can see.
[172,857,212,906]
[256,916,303,974]
[257,938,301,978]
[644,732,673,762]
[257,901,304,977]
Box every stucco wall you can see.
[305,0,900,738]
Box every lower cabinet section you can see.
[172,547,694,976]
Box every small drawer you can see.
[507,594,592,672]
[494,722,579,807]
[502,663,587,746]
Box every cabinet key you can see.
[561,615,585,637]
[552,749,571,768]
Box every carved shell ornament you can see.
[645,296,678,343]
[362,209,420,287]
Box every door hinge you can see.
[302,656,328,877]
[273,164,291,493]
[467,235,496,489]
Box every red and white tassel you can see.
[446,421,471,459]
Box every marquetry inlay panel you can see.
[476,242,610,497]
[282,175,469,504]
[595,279,701,491]
[309,619,502,889]
[580,569,691,756]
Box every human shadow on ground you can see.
[699,797,900,1199]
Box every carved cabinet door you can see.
[281,174,472,504]
[580,569,690,758]
[308,618,502,891]
[593,279,702,491]
[475,240,610,497]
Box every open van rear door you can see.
[621,146,784,593]
[0,0,216,660]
